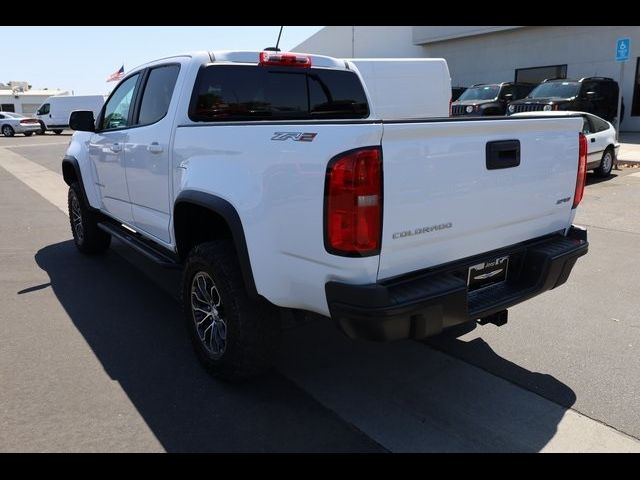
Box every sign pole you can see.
[615,60,624,142]
[614,37,630,169]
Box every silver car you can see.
[0,112,42,137]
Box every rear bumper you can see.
[326,226,588,341]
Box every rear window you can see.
[189,65,369,121]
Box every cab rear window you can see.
[189,65,369,121]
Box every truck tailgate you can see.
[378,116,583,280]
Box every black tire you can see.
[1,124,15,137]
[36,122,45,135]
[53,129,63,135]
[68,182,111,254]
[23,132,33,137]
[182,240,280,381]
[595,147,614,178]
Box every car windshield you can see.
[458,85,500,101]
[527,82,580,99]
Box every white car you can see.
[0,112,42,137]
[513,110,619,177]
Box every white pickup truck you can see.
[63,50,589,380]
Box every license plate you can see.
[467,255,509,291]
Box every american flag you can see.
[106,65,124,82]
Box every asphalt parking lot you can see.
[1,133,639,452]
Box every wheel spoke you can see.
[210,285,221,307]
[196,312,212,327]
[192,306,210,316]
[197,275,211,302]
[191,271,226,357]
[191,290,208,307]
[216,319,227,340]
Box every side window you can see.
[590,114,610,132]
[101,74,139,130]
[516,85,533,98]
[38,103,50,115]
[582,116,593,134]
[582,81,600,99]
[499,85,514,100]
[137,65,180,126]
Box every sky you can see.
[2,26,323,95]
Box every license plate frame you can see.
[467,255,509,291]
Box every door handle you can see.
[590,138,596,143]
[147,142,163,154]
[110,143,122,153]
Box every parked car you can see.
[36,95,105,134]
[0,112,42,137]
[507,77,619,122]
[64,50,588,380]
[451,86,467,101]
[451,82,534,116]
[513,110,619,177]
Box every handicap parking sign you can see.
[616,38,630,62]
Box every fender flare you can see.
[174,190,259,299]
[61,155,92,209]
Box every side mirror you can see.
[69,110,95,132]
[502,93,514,100]
[585,91,596,98]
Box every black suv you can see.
[507,77,620,122]
[451,82,534,116]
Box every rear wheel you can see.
[53,129,63,135]
[182,240,280,381]
[68,182,111,254]
[595,147,614,177]
[1,125,15,137]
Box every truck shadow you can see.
[34,240,576,452]
[33,240,382,453]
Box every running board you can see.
[97,221,182,269]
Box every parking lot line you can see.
[0,148,67,213]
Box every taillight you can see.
[573,132,588,208]
[259,51,311,68]
[325,147,382,256]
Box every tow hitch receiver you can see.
[478,309,508,327]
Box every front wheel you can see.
[53,129,63,135]
[23,132,33,137]
[2,125,15,137]
[595,148,614,177]
[68,183,111,254]
[182,240,280,381]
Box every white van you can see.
[346,58,451,119]
[36,95,105,134]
